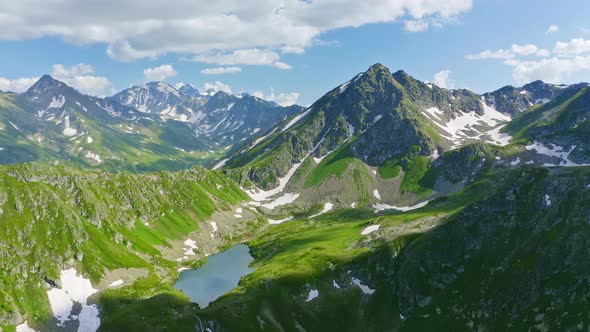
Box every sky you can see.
[1,0,590,106]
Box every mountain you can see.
[112,82,304,147]
[482,79,588,114]
[0,75,216,171]
[214,64,590,221]
[0,76,304,172]
[110,81,205,122]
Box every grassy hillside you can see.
[0,163,264,331]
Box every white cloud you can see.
[404,19,430,32]
[194,49,292,69]
[0,0,473,66]
[536,49,551,57]
[468,37,590,85]
[433,70,454,88]
[200,81,232,94]
[51,63,94,77]
[0,63,114,96]
[51,63,115,96]
[252,88,300,106]
[466,43,552,60]
[511,44,538,56]
[201,66,242,75]
[553,38,590,56]
[0,77,39,93]
[547,25,559,34]
[509,56,590,84]
[143,64,177,81]
[465,48,514,60]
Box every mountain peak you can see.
[26,74,67,95]
[365,63,390,75]
[144,81,179,94]
[178,83,200,97]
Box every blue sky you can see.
[1,0,590,106]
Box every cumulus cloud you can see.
[511,44,538,56]
[547,25,559,34]
[200,81,232,94]
[0,0,473,67]
[201,66,242,75]
[466,44,548,60]
[433,70,454,88]
[0,77,39,93]
[465,49,514,60]
[51,63,115,96]
[252,88,300,106]
[0,63,115,96]
[404,19,430,32]
[144,64,177,81]
[467,37,590,84]
[510,56,590,83]
[194,49,292,69]
[553,38,590,56]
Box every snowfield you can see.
[46,268,100,332]
[421,100,512,149]
[261,192,300,210]
[525,141,590,166]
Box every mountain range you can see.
[0,75,302,171]
[219,63,589,217]
[2,63,590,332]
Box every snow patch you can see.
[373,199,433,213]
[282,108,312,132]
[62,116,77,137]
[48,95,65,109]
[332,280,340,289]
[46,268,100,331]
[308,202,334,218]
[85,152,102,163]
[525,142,590,166]
[305,289,319,302]
[16,322,38,332]
[109,280,123,287]
[545,194,552,206]
[212,158,229,170]
[361,224,380,235]
[268,216,293,225]
[352,277,375,295]
[261,193,300,210]
[372,189,381,200]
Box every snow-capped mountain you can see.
[218,63,589,215]
[0,75,303,169]
[110,81,204,122]
[482,80,589,114]
[112,81,303,146]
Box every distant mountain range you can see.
[0,75,303,171]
